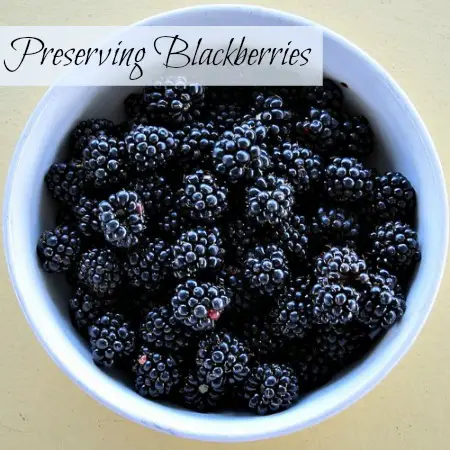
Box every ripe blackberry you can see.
[69,286,103,335]
[124,125,177,173]
[369,220,421,270]
[70,118,115,155]
[340,115,373,155]
[270,214,308,261]
[98,190,146,248]
[218,265,245,294]
[234,119,268,145]
[241,363,299,415]
[124,92,148,124]
[82,135,128,188]
[72,196,101,237]
[176,121,219,164]
[179,170,228,222]
[315,246,367,282]
[209,103,245,132]
[128,175,172,216]
[369,172,416,220]
[358,270,406,330]
[324,156,375,202]
[171,280,231,331]
[45,160,85,206]
[179,370,226,412]
[171,227,224,279]
[293,347,334,391]
[196,331,251,386]
[246,175,294,226]
[37,225,81,273]
[133,347,181,398]
[125,238,171,291]
[88,312,135,368]
[241,318,282,360]
[271,143,323,194]
[77,248,122,296]
[226,218,258,258]
[311,278,361,326]
[302,79,343,111]
[158,208,187,238]
[244,244,289,295]
[139,306,189,353]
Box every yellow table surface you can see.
[1,1,450,448]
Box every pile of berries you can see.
[37,79,420,415]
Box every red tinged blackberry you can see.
[70,118,115,155]
[88,312,135,368]
[133,347,181,398]
[37,225,81,273]
[302,79,343,111]
[171,227,224,279]
[128,175,173,216]
[72,196,101,237]
[369,220,421,270]
[340,115,373,156]
[98,190,146,248]
[45,160,85,206]
[270,214,308,262]
[244,244,289,295]
[241,363,299,415]
[171,280,231,332]
[324,156,375,202]
[77,248,122,297]
[245,175,294,226]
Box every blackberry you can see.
[69,286,103,335]
[241,318,282,360]
[124,92,148,125]
[369,172,416,220]
[302,79,343,111]
[196,331,251,386]
[72,196,101,237]
[128,175,172,216]
[241,363,299,415]
[246,175,294,226]
[340,115,373,155]
[272,143,323,194]
[270,214,308,261]
[293,347,334,391]
[171,280,231,331]
[158,201,187,238]
[315,246,367,282]
[139,306,189,353]
[244,244,289,295]
[77,248,122,296]
[311,278,361,326]
[98,190,146,248]
[209,103,245,132]
[226,218,258,258]
[176,121,219,164]
[171,227,224,279]
[37,225,81,273]
[70,118,115,155]
[358,270,406,330]
[233,119,268,145]
[369,220,421,270]
[324,156,375,202]
[125,238,171,291]
[82,135,128,189]
[179,370,226,412]
[88,312,135,368]
[45,160,85,206]
[133,347,181,398]
[124,125,177,173]
[217,265,245,295]
[179,170,228,222]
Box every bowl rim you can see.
[3,4,449,442]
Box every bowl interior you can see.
[5,5,447,442]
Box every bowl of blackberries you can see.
[4,5,448,442]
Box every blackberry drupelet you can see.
[271,143,323,194]
[124,125,177,173]
[88,312,135,368]
[369,220,421,270]
[73,196,101,237]
[125,238,171,291]
[98,190,146,248]
[133,347,181,398]
[302,79,343,111]
[246,174,294,226]
[37,225,81,273]
[358,270,406,330]
[310,278,361,326]
[171,280,231,331]
[45,160,85,206]
[315,246,367,282]
[70,118,115,155]
[324,156,375,202]
[128,175,172,216]
[179,170,229,222]
[69,286,103,335]
[82,135,128,188]
[244,244,289,295]
[369,172,416,220]
[270,214,308,261]
[77,248,122,296]
[171,227,224,279]
[196,331,251,386]
[241,363,299,415]
[340,115,373,156]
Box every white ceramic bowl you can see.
[3,4,448,443]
